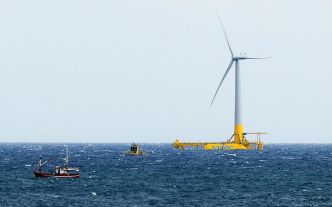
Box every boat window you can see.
[131,147,137,151]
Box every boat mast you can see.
[37,147,42,169]
[36,146,49,170]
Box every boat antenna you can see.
[64,145,69,166]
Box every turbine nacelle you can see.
[233,53,269,61]
[232,52,247,60]
[232,55,247,60]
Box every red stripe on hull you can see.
[34,171,80,178]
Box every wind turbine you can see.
[211,13,270,145]
[171,14,268,150]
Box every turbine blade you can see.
[243,57,271,59]
[215,12,234,57]
[210,60,234,107]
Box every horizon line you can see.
[0,141,332,144]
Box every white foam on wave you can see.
[129,168,138,170]
[48,194,60,198]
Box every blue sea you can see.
[0,143,331,206]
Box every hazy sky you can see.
[0,0,331,143]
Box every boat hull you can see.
[34,171,80,178]
[124,152,144,156]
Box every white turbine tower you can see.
[211,13,270,145]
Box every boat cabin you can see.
[125,143,144,156]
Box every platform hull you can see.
[203,143,251,150]
[172,139,263,150]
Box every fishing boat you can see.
[124,143,145,156]
[34,145,80,178]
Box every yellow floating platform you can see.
[172,133,264,150]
